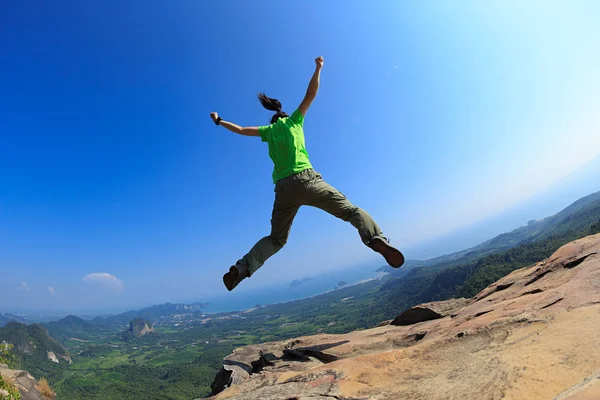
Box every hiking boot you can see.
[223,262,249,291]
[369,236,405,268]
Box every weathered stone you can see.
[391,298,469,326]
[555,370,600,400]
[0,363,54,400]
[207,234,600,400]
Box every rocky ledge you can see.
[205,234,600,400]
[0,364,54,400]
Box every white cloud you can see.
[82,273,124,291]
[17,282,30,292]
[48,287,56,296]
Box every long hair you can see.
[258,93,289,124]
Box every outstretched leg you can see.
[305,172,381,244]
[240,201,300,277]
[305,171,404,268]
[224,188,300,291]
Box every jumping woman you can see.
[210,56,404,291]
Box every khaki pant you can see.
[239,168,383,277]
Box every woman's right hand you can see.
[210,112,219,123]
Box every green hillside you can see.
[378,191,600,317]
[413,190,600,270]
[44,315,115,343]
[0,322,70,384]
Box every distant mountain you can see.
[46,315,87,332]
[44,315,112,343]
[379,190,600,316]
[0,322,70,383]
[90,302,207,328]
[290,277,313,287]
[121,318,154,341]
[56,315,85,326]
[41,303,208,346]
[417,190,600,269]
[0,313,26,328]
[407,156,600,260]
[377,259,426,276]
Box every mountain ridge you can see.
[415,189,600,269]
[0,314,27,328]
[406,157,600,259]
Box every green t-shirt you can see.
[258,109,313,183]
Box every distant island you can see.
[290,277,313,287]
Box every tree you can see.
[0,343,17,369]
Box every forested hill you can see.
[406,189,600,270]
[377,189,600,320]
[0,322,70,383]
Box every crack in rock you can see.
[521,288,544,296]
[474,310,493,318]
[525,270,552,286]
[563,252,597,269]
[541,298,564,309]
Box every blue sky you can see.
[1,1,599,313]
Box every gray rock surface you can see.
[0,363,53,400]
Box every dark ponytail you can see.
[258,93,289,124]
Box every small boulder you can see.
[391,298,469,326]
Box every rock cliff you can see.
[0,364,54,400]
[205,234,600,400]
[121,317,154,341]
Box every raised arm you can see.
[210,112,260,137]
[297,56,323,116]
